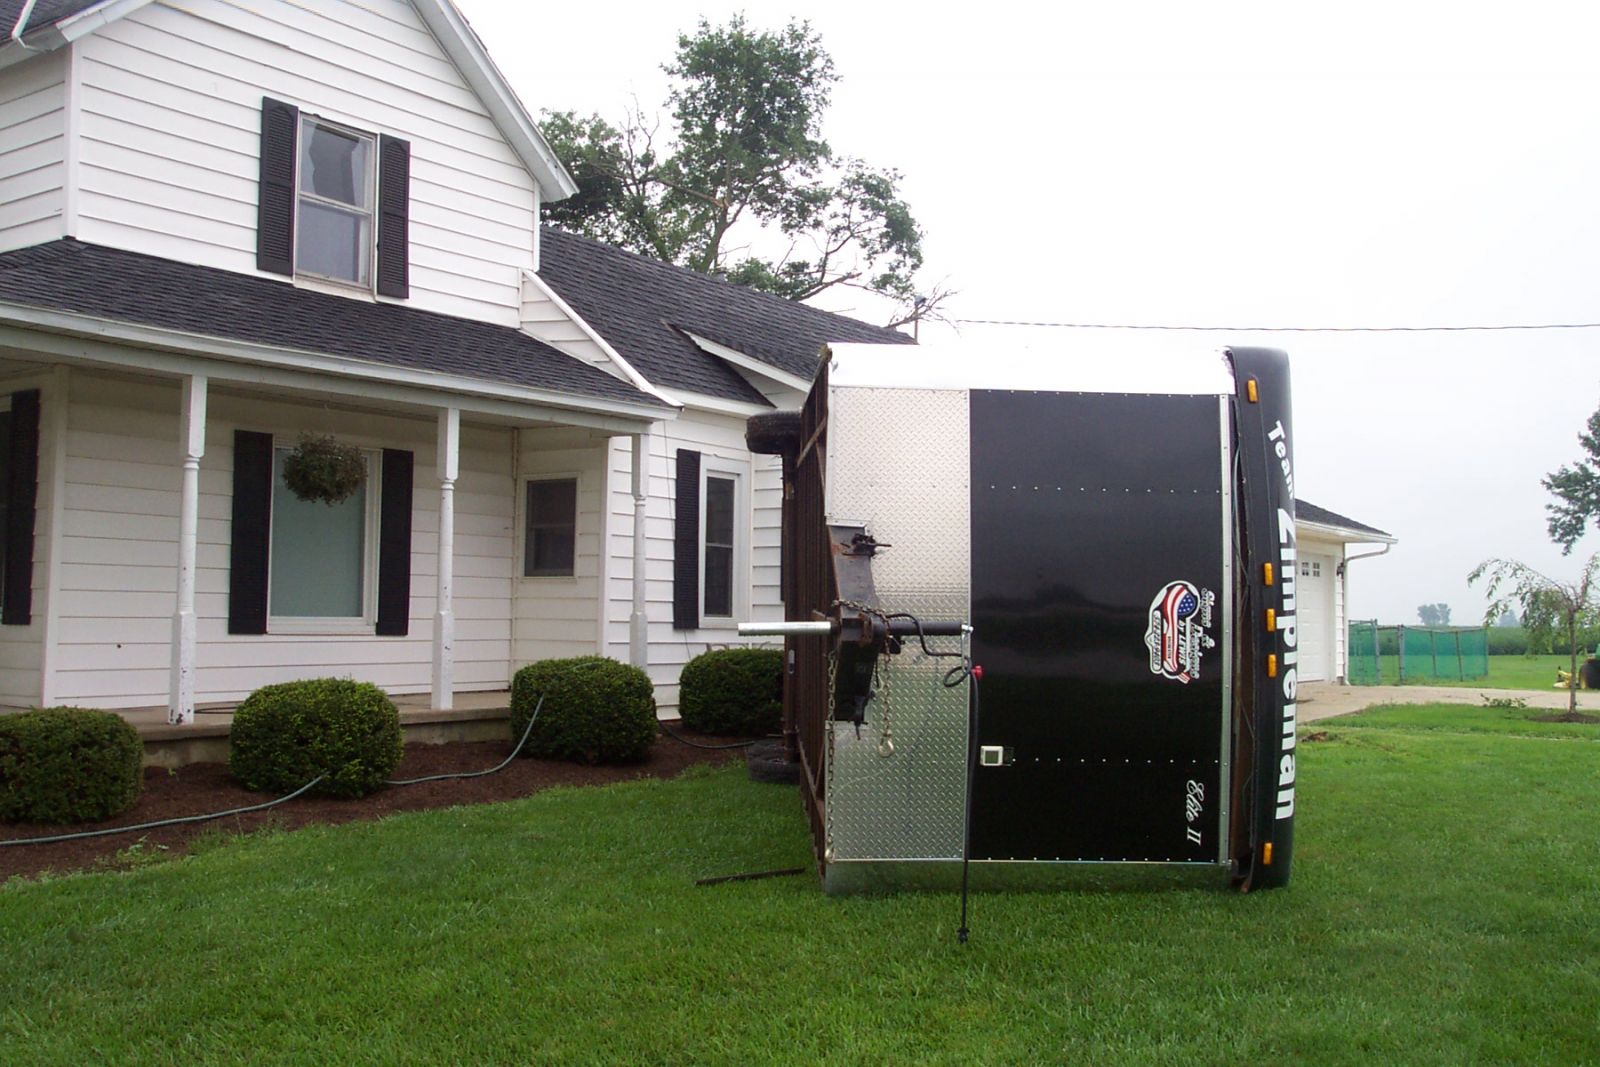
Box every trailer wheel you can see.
[745,739,800,784]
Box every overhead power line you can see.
[952,318,1600,333]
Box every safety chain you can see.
[824,646,838,859]
[833,598,895,759]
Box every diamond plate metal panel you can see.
[823,384,971,863]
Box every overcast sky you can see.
[455,0,1600,625]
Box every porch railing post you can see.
[168,374,207,725]
[433,407,459,710]
[629,427,650,668]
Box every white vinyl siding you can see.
[0,372,63,709]
[51,372,517,707]
[71,0,536,324]
[0,50,67,253]
[602,410,783,713]
[510,428,607,665]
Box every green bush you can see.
[0,707,143,824]
[678,648,782,737]
[229,679,402,798]
[511,657,656,764]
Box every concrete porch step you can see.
[123,692,514,769]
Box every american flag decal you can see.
[1144,579,1215,684]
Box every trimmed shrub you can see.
[229,678,402,798]
[511,656,656,764]
[0,707,143,824]
[679,648,782,737]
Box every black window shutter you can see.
[256,97,299,276]
[376,448,413,636]
[672,449,701,631]
[376,134,411,298]
[1,390,40,626]
[228,431,273,635]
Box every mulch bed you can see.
[1531,710,1600,724]
[1,731,748,884]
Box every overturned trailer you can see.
[742,343,1300,895]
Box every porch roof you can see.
[0,239,669,414]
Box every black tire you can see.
[745,739,800,785]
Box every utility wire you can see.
[953,318,1600,333]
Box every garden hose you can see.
[384,695,544,785]
[0,774,328,848]
[1,696,550,849]
[657,719,762,750]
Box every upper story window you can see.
[256,98,410,299]
[297,119,375,287]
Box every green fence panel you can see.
[1347,619,1379,685]
[1389,626,1489,682]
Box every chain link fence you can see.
[1346,621,1489,685]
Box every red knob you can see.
[972,664,984,680]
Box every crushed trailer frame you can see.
[744,344,1296,894]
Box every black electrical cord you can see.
[884,612,966,659]
[657,719,762,750]
[943,658,979,943]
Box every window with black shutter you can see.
[255,98,410,296]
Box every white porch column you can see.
[168,374,207,725]
[432,407,460,710]
[629,427,651,668]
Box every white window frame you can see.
[520,473,581,580]
[698,456,748,629]
[267,446,382,635]
[294,114,378,292]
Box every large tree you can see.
[540,16,941,327]
[1470,554,1599,713]
[1543,398,1600,553]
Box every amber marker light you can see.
[1266,654,1278,678]
[1264,842,1274,865]
[1266,609,1276,632]
[1247,379,1259,403]
[1263,562,1274,585]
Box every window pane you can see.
[524,478,577,577]
[300,122,369,207]
[296,200,370,284]
[704,545,733,617]
[271,449,366,617]
[705,477,734,544]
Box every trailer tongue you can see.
[741,343,1296,896]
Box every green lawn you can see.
[1363,652,1587,689]
[3,709,1598,1065]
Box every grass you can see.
[1360,652,1590,689]
[1329,701,1600,739]
[2,717,1598,1064]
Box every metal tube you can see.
[739,621,837,637]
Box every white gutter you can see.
[8,0,45,54]
[520,269,675,406]
[0,305,674,428]
[681,330,815,393]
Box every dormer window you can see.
[297,119,375,287]
[256,98,410,298]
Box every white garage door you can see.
[1297,553,1336,682]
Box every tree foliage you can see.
[1469,554,1600,712]
[1416,602,1452,626]
[1543,399,1600,553]
[540,16,941,326]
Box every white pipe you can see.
[168,374,206,725]
[1338,542,1392,684]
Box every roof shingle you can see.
[0,240,665,410]
[1295,499,1392,539]
[537,227,912,404]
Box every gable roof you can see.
[1295,499,1394,541]
[537,227,913,405]
[0,0,577,200]
[0,239,666,412]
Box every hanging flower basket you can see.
[282,433,366,505]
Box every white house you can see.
[0,0,1389,736]
[0,0,906,724]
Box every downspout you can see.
[1336,543,1393,683]
[9,0,46,53]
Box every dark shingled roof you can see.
[1295,499,1392,539]
[2,0,101,36]
[538,227,913,405]
[0,240,667,409]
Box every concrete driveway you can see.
[1297,680,1600,724]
